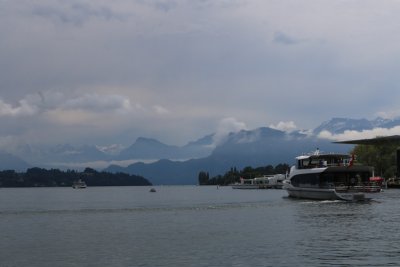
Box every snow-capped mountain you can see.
[313,117,400,134]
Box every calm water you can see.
[0,186,400,267]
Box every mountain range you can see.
[116,135,214,160]
[3,117,400,184]
[105,127,348,184]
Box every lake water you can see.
[0,186,399,267]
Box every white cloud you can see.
[0,91,133,117]
[212,117,247,146]
[269,121,297,132]
[375,110,400,120]
[96,144,125,155]
[0,97,39,117]
[152,105,170,115]
[318,126,400,141]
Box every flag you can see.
[348,154,355,167]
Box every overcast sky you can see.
[1,0,400,149]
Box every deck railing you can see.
[299,162,350,169]
[335,184,382,193]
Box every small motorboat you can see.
[72,179,87,189]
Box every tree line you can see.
[352,142,399,178]
[0,167,152,187]
[198,163,290,185]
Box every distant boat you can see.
[231,174,285,189]
[231,177,260,189]
[72,179,87,189]
[149,188,156,192]
[283,149,381,201]
[263,174,286,189]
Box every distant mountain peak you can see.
[118,135,213,161]
[135,137,164,144]
[184,134,214,147]
[313,116,400,135]
[0,151,31,171]
[313,117,372,134]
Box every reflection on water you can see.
[0,186,399,267]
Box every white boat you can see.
[283,149,381,201]
[72,179,87,189]
[232,174,286,189]
[231,177,260,189]
[265,174,286,189]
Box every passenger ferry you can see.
[283,149,381,201]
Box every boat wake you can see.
[301,200,344,205]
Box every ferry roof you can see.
[334,135,400,145]
[296,153,350,160]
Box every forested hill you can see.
[0,167,152,187]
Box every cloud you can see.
[375,110,400,120]
[318,126,400,141]
[3,0,400,148]
[152,105,170,115]
[151,0,178,12]
[96,144,125,155]
[269,121,297,132]
[212,117,247,146]
[0,97,39,117]
[62,93,132,113]
[31,2,125,26]
[273,31,300,45]
[0,91,133,118]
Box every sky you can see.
[2,0,400,150]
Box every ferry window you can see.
[320,173,334,184]
[299,160,310,169]
[323,170,372,186]
[355,172,370,183]
[292,174,319,187]
[335,173,347,185]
